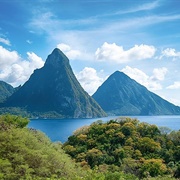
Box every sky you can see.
[0,0,180,106]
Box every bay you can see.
[28,116,180,143]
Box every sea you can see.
[28,116,180,143]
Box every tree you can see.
[136,137,161,155]
[0,114,29,130]
[140,158,167,178]
[86,148,104,168]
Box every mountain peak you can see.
[45,48,69,68]
[111,71,130,79]
[105,71,134,86]
[93,71,180,115]
[3,48,106,118]
[52,48,64,56]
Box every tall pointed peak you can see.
[108,71,132,82]
[3,47,106,118]
[51,48,64,56]
[45,48,69,67]
[111,71,128,77]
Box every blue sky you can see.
[0,0,180,106]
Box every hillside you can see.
[92,71,180,115]
[0,114,87,179]
[0,81,15,103]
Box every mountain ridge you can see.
[92,71,180,115]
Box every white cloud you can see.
[121,66,167,91]
[166,82,180,90]
[27,52,44,68]
[0,46,19,68]
[57,43,81,60]
[121,66,149,86]
[163,48,180,57]
[159,48,180,60]
[0,46,44,87]
[57,43,71,52]
[151,67,168,81]
[0,37,11,46]
[95,42,156,63]
[76,67,104,95]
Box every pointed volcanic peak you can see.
[92,71,180,115]
[45,48,69,67]
[4,48,106,118]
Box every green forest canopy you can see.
[63,117,180,179]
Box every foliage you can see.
[0,114,29,129]
[0,115,85,179]
[0,107,30,118]
[0,107,66,119]
[63,117,180,179]
[1,115,179,179]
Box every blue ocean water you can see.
[28,116,180,143]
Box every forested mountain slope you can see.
[0,81,15,103]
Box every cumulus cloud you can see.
[121,66,167,91]
[75,67,104,95]
[27,52,44,69]
[0,46,19,68]
[95,42,156,63]
[159,48,180,60]
[121,66,149,86]
[166,82,180,90]
[0,37,11,46]
[57,43,81,60]
[0,46,44,87]
[151,67,168,81]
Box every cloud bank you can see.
[0,46,44,87]
[95,42,156,63]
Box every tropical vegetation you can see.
[0,115,179,179]
[0,114,85,179]
[63,117,180,179]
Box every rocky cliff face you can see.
[92,71,180,115]
[0,81,15,103]
[4,48,106,118]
